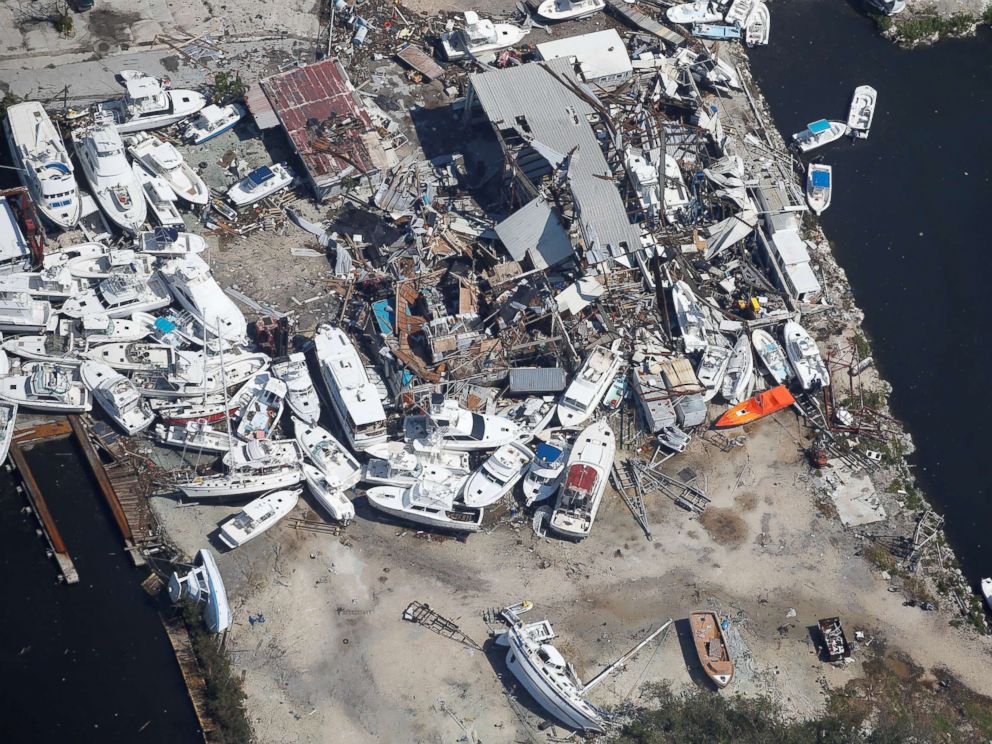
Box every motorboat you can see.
[712,385,796,429]
[720,335,754,404]
[181,103,246,145]
[179,463,302,500]
[536,0,605,22]
[65,248,155,280]
[751,328,793,385]
[695,344,731,402]
[136,228,207,257]
[154,420,232,453]
[556,345,624,428]
[0,197,32,274]
[413,396,519,452]
[150,395,239,425]
[3,101,81,229]
[806,163,832,215]
[313,324,387,453]
[302,463,355,524]
[0,266,81,302]
[667,1,724,24]
[41,241,105,271]
[846,85,877,139]
[167,548,232,633]
[497,396,557,444]
[723,0,757,26]
[691,23,742,41]
[293,418,361,490]
[462,441,533,508]
[982,578,992,612]
[361,441,470,488]
[61,273,173,318]
[625,148,661,224]
[670,281,709,354]
[70,112,147,233]
[365,476,482,533]
[223,438,301,471]
[783,320,830,390]
[0,362,92,412]
[79,360,154,434]
[81,341,178,371]
[602,373,627,411]
[271,353,321,425]
[132,352,268,400]
[690,611,734,688]
[127,133,209,205]
[522,438,569,507]
[131,162,184,228]
[227,163,294,208]
[441,11,530,61]
[232,372,286,440]
[549,420,615,540]
[744,2,770,47]
[3,316,146,364]
[98,74,206,134]
[791,119,848,153]
[866,0,906,15]
[662,153,691,224]
[0,400,18,463]
[0,293,54,334]
[158,254,247,346]
[218,488,300,549]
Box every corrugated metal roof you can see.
[494,198,573,270]
[508,367,568,393]
[245,82,279,130]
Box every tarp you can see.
[811,170,831,188]
[807,119,830,134]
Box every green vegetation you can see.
[212,72,246,105]
[54,9,74,36]
[180,602,252,744]
[896,9,977,43]
[861,541,898,574]
[0,92,22,119]
[852,332,871,361]
[985,5,992,25]
[871,13,894,34]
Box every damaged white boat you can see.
[751,328,793,385]
[441,11,530,61]
[522,438,570,507]
[0,362,91,412]
[158,254,247,346]
[365,475,481,533]
[847,85,877,139]
[667,0,725,24]
[720,334,754,404]
[127,133,209,205]
[0,293,54,334]
[131,162,184,228]
[232,372,286,440]
[99,74,206,134]
[181,103,246,145]
[271,353,321,425]
[136,228,207,257]
[415,396,520,452]
[536,0,605,22]
[293,417,361,491]
[80,360,154,434]
[462,441,533,508]
[549,420,615,540]
[302,462,355,524]
[227,163,294,208]
[806,163,832,215]
[167,549,232,634]
[670,281,709,354]
[61,273,173,319]
[361,442,470,488]
[696,343,732,402]
[154,420,232,453]
[556,345,624,428]
[783,320,830,391]
[218,488,300,549]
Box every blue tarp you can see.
[535,442,563,463]
[807,119,831,134]
[811,170,831,188]
[154,317,177,333]
[372,299,394,335]
[248,166,274,186]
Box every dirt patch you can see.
[87,9,141,46]
[161,55,181,74]
[699,508,748,549]
[734,491,758,512]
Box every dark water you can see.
[0,438,201,743]
[749,2,992,582]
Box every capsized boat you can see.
[671,281,709,354]
[218,488,300,549]
[462,441,533,508]
[806,163,832,215]
[536,0,605,22]
[293,418,361,490]
[751,328,793,385]
[167,548,232,633]
[181,103,246,145]
[690,611,734,688]
[131,162,184,228]
[232,372,286,440]
[712,384,796,429]
[549,420,615,540]
[136,228,207,257]
[271,353,321,424]
[441,11,530,61]
[79,360,154,434]
[666,0,724,24]
[744,1,770,47]
[695,344,731,402]
[0,362,92,412]
[0,292,55,334]
[556,345,624,428]
[783,320,829,391]
[158,253,247,346]
[127,133,209,205]
[98,74,206,134]
[3,101,81,229]
[720,335,754,404]
[0,400,18,464]
[522,438,570,507]
[791,119,847,153]
[302,462,355,524]
[846,85,877,139]
[61,273,173,319]
[365,476,482,533]
[227,163,294,207]
[154,420,232,453]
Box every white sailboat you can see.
[60,273,173,318]
[223,438,301,471]
[79,360,154,434]
[441,11,530,61]
[0,292,54,334]
[783,320,829,390]
[158,254,248,346]
[522,438,570,507]
[232,372,286,440]
[271,353,321,424]
[218,488,300,549]
[806,163,832,215]
[131,162,184,228]
[549,420,615,540]
[127,133,210,205]
[181,103,246,145]
[751,328,793,385]
[720,335,754,404]
[536,0,605,22]
[846,85,877,139]
[556,346,624,428]
[462,441,533,508]
[167,549,232,633]
[302,462,355,524]
[70,112,147,234]
[293,418,360,490]
[791,119,848,153]
[154,420,232,453]
[98,74,206,134]
[227,163,294,207]
[3,101,81,229]
[0,362,91,412]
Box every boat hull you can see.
[712,385,796,429]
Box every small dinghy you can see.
[293,417,361,490]
[218,488,300,549]
[846,85,877,139]
[302,462,355,524]
[227,163,294,208]
[0,362,91,412]
[712,385,796,429]
[80,360,154,434]
[667,0,724,24]
[271,353,321,425]
[751,328,793,385]
[792,119,848,153]
[522,438,569,507]
[136,228,207,257]
[806,163,832,215]
[154,420,232,453]
[695,344,732,402]
[127,133,209,205]
[232,373,286,440]
[783,320,830,391]
[462,441,533,508]
[536,0,605,22]
[181,103,246,145]
[720,335,754,405]
[131,162,184,228]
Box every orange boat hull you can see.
[712,385,796,429]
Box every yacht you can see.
[232,372,286,440]
[98,74,206,133]
[41,241,105,271]
[441,11,530,61]
[806,163,832,215]
[0,400,18,464]
[70,112,147,234]
[151,394,239,425]
[696,343,732,402]
[0,293,54,334]
[218,488,300,549]
[223,438,301,471]
[136,228,206,257]
[625,148,661,224]
[536,0,605,22]
[412,396,519,452]
[0,362,92,412]
[667,0,725,24]
[271,353,321,424]
[293,418,361,491]
[158,254,248,346]
[522,438,570,507]
[549,420,615,540]
[498,396,557,443]
[556,345,624,428]
[66,247,155,280]
[4,314,146,364]
[3,101,81,229]
[154,420,232,453]
[131,162,184,227]
[365,474,481,533]
[462,441,533,508]
[783,320,829,390]
[720,335,754,405]
[847,85,877,139]
[302,463,355,524]
[167,548,232,634]
[61,273,173,318]
[670,281,709,354]
[791,119,848,153]
[132,352,268,400]
[181,103,246,145]
[0,265,81,302]
[81,341,178,371]
[751,328,793,385]
[127,133,209,205]
[79,361,154,434]
[227,163,294,207]
[313,324,387,453]
[662,153,691,225]
[361,441,470,488]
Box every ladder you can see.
[632,458,710,513]
[611,459,652,541]
[402,601,481,650]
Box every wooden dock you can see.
[161,614,216,744]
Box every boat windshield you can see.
[469,413,487,440]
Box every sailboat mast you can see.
[581,618,674,694]
[217,320,234,455]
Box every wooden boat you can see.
[712,384,795,429]
[689,611,734,688]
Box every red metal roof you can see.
[260,59,377,181]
